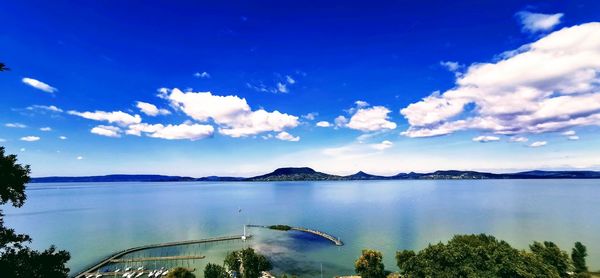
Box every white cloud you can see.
[334,115,348,127]
[509,136,529,143]
[472,135,500,143]
[561,130,576,136]
[22,77,57,93]
[68,110,142,126]
[90,125,121,138]
[76,156,83,160]
[568,135,580,140]
[20,136,40,142]
[346,106,397,132]
[40,127,52,131]
[371,140,393,151]
[286,75,296,84]
[194,71,211,78]
[316,121,332,127]
[401,23,600,138]
[26,105,63,113]
[440,61,463,73]
[517,11,563,33]
[0,138,5,142]
[5,123,27,128]
[159,88,298,137]
[355,100,369,108]
[276,82,288,93]
[59,136,67,140]
[275,131,300,142]
[20,148,25,152]
[126,123,214,141]
[136,101,170,116]
[529,141,547,147]
[302,112,318,120]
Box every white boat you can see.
[148,270,156,277]
[137,267,144,271]
[125,267,132,272]
[122,272,130,277]
[115,269,121,273]
[95,274,102,278]
[161,270,169,276]
[135,272,143,278]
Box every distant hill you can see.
[29,168,600,183]
[246,167,342,181]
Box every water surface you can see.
[3,180,599,276]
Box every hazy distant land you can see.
[30,167,600,183]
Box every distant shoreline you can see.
[30,167,600,183]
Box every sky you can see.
[1,1,600,177]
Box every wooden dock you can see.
[109,255,205,263]
[73,235,247,278]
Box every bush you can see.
[167,267,196,278]
[204,263,228,278]
[355,249,385,278]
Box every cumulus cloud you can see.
[275,131,300,142]
[20,136,40,142]
[22,77,57,93]
[355,100,369,108]
[40,127,52,131]
[472,135,500,143]
[346,106,397,132]
[59,136,67,140]
[401,23,600,138]
[194,71,211,78]
[26,105,63,113]
[136,101,170,116]
[561,130,576,136]
[125,122,214,140]
[440,61,464,74]
[316,121,332,127]
[5,123,27,128]
[334,115,348,127]
[567,135,580,140]
[68,110,142,126]
[516,11,563,33]
[371,140,393,150]
[76,156,83,160]
[286,75,296,84]
[529,141,547,147]
[159,88,298,137]
[91,125,121,137]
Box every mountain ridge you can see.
[29,167,600,183]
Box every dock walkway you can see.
[73,235,246,278]
[247,224,344,246]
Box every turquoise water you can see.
[3,180,600,276]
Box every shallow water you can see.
[3,180,600,276]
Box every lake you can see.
[3,180,600,276]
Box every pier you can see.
[109,255,206,263]
[74,235,247,278]
[247,224,344,246]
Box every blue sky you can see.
[2,1,600,177]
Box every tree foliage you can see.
[224,247,272,278]
[571,242,589,274]
[0,146,70,278]
[167,267,196,278]
[0,63,9,71]
[396,234,564,278]
[204,263,228,278]
[355,249,385,278]
[529,241,572,277]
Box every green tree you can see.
[0,146,70,277]
[530,241,572,278]
[204,263,228,278]
[396,234,560,278]
[571,242,589,275]
[354,249,385,278]
[224,248,272,278]
[167,267,196,278]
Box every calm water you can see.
[3,180,600,276]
